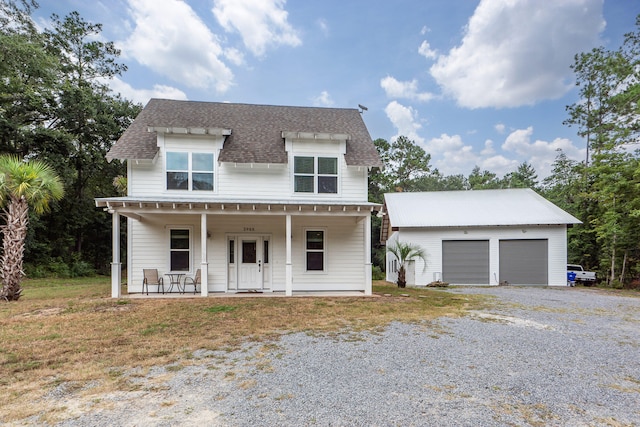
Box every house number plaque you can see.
[243,227,255,232]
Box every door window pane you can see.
[263,240,269,264]
[242,241,257,263]
[229,240,235,264]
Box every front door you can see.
[238,236,263,290]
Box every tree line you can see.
[1,2,639,288]
[1,1,140,277]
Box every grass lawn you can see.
[0,277,486,423]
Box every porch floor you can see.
[125,290,373,299]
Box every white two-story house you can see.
[96,99,382,297]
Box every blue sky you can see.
[34,0,637,178]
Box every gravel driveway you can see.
[48,287,639,426]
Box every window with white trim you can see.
[166,152,214,191]
[294,156,338,194]
[305,230,325,271]
[169,228,190,271]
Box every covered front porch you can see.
[95,197,379,298]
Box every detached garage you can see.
[381,189,581,287]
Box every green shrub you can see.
[70,260,95,277]
[372,265,385,280]
[24,257,95,279]
[24,263,49,279]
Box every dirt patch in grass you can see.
[0,278,485,423]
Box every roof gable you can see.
[383,189,581,228]
[107,99,382,167]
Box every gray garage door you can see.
[499,239,548,285]
[442,240,490,284]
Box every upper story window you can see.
[294,156,338,194]
[166,152,214,191]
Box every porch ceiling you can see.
[95,197,381,217]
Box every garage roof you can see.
[383,189,581,228]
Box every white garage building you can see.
[381,189,581,286]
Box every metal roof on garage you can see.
[383,188,581,228]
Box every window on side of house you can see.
[170,228,190,272]
[305,230,325,271]
[294,156,338,194]
[166,152,214,191]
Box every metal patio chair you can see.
[183,268,201,294]
[142,269,164,295]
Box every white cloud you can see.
[421,26,430,35]
[212,0,301,57]
[480,155,520,176]
[312,91,334,107]
[481,139,495,156]
[317,18,329,37]
[494,123,506,134]
[108,77,188,104]
[384,101,424,144]
[430,0,605,108]
[224,47,245,66]
[120,0,234,92]
[380,76,435,102]
[425,133,478,175]
[418,40,437,60]
[501,127,585,177]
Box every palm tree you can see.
[386,240,427,288]
[0,156,64,301]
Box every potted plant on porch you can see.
[386,240,427,288]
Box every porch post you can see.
[285,214,292,296]
[111,212,121,298]
[364,213,372,296]
[200,213,209,297]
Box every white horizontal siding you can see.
[216,164,289,199]
[128,135,369,202]
[389,225,568,287]
[127,213,368,293]
[129,162,163,197]
[341,166,367,200]
[291,216,365,291]
[128,214,204,293]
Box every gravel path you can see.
[45,287,640,426]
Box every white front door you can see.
[238,236,263,290]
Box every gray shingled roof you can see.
[107,99,383,167]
